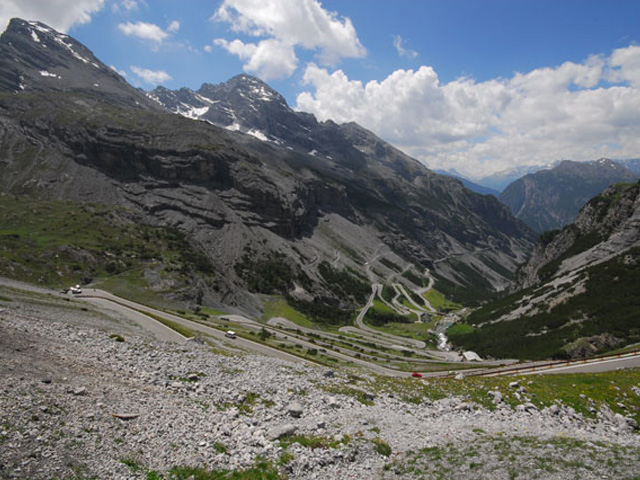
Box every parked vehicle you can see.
[225,330,237,339]
[411,372,422,378]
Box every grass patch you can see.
[280,434,351,450]
[367,321,435,344]
[161,460,282,480]
[0,195,216,305]
[321,368,640,425]
[446,323,474,336]
[423,289,463,312]
[262,297,313,328]
[373,437,392,457]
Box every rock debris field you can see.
[1,292,640,480]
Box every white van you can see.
[224,330,237,339]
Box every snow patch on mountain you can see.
[53,36,91,64]
[247,129,269,142]
[40,70,59,78]
[28,20,93,66]
[177,103,210,119]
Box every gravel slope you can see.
[1,289,639,480]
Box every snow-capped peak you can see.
[26,20,95,67]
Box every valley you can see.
[1,15,640,479]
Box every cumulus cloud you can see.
[118,21,173,43]
[211,0,365,80]
[0,0,105,33]
[214,37,297,79]
[608,45,640,87]
[393,35,418,59]
[297,46,640,178]
[130,66,171,84]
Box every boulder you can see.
[287,401,303,418]
[267,423,298,440]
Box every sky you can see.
[2,0,640,179]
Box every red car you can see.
[411,372,422,378]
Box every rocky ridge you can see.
[1,288,640,479]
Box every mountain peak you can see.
[0,18,156,108]
[198,74,288,109]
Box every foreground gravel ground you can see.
[1,290,639,480]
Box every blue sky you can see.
[2,0,640,178]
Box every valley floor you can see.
[1,284,640,479]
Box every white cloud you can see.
[393,35,417,59]
[130,66,171,84]
[214,38,297,80]
[167,20,180,34]
[0,0,105,33]
[118,21,170,43]
[212,0,365,80]
[297,46,640,178]
[121,0,138,11]
[608,45,640,87]
[111,0,139,13]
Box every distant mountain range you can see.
[433,170,500,196]
[498,159,639,232]
[617,158,640,175]
[0,19,534,315]
[474,164,555,192]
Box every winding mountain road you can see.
[2,277,638,377]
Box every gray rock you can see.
[70,387,87,396]
[487,390,503,405]
[267,423,296,440]
[327,396,339,408]
[455,402,473,412]
[547,404,560,416]
[287,401,303,418]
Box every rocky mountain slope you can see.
[450,181,640,359]
[150,73,536,304]
[433,170,500,197]
[2,284,640,480]
[0,18,534,316]
[499,159,639,232]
